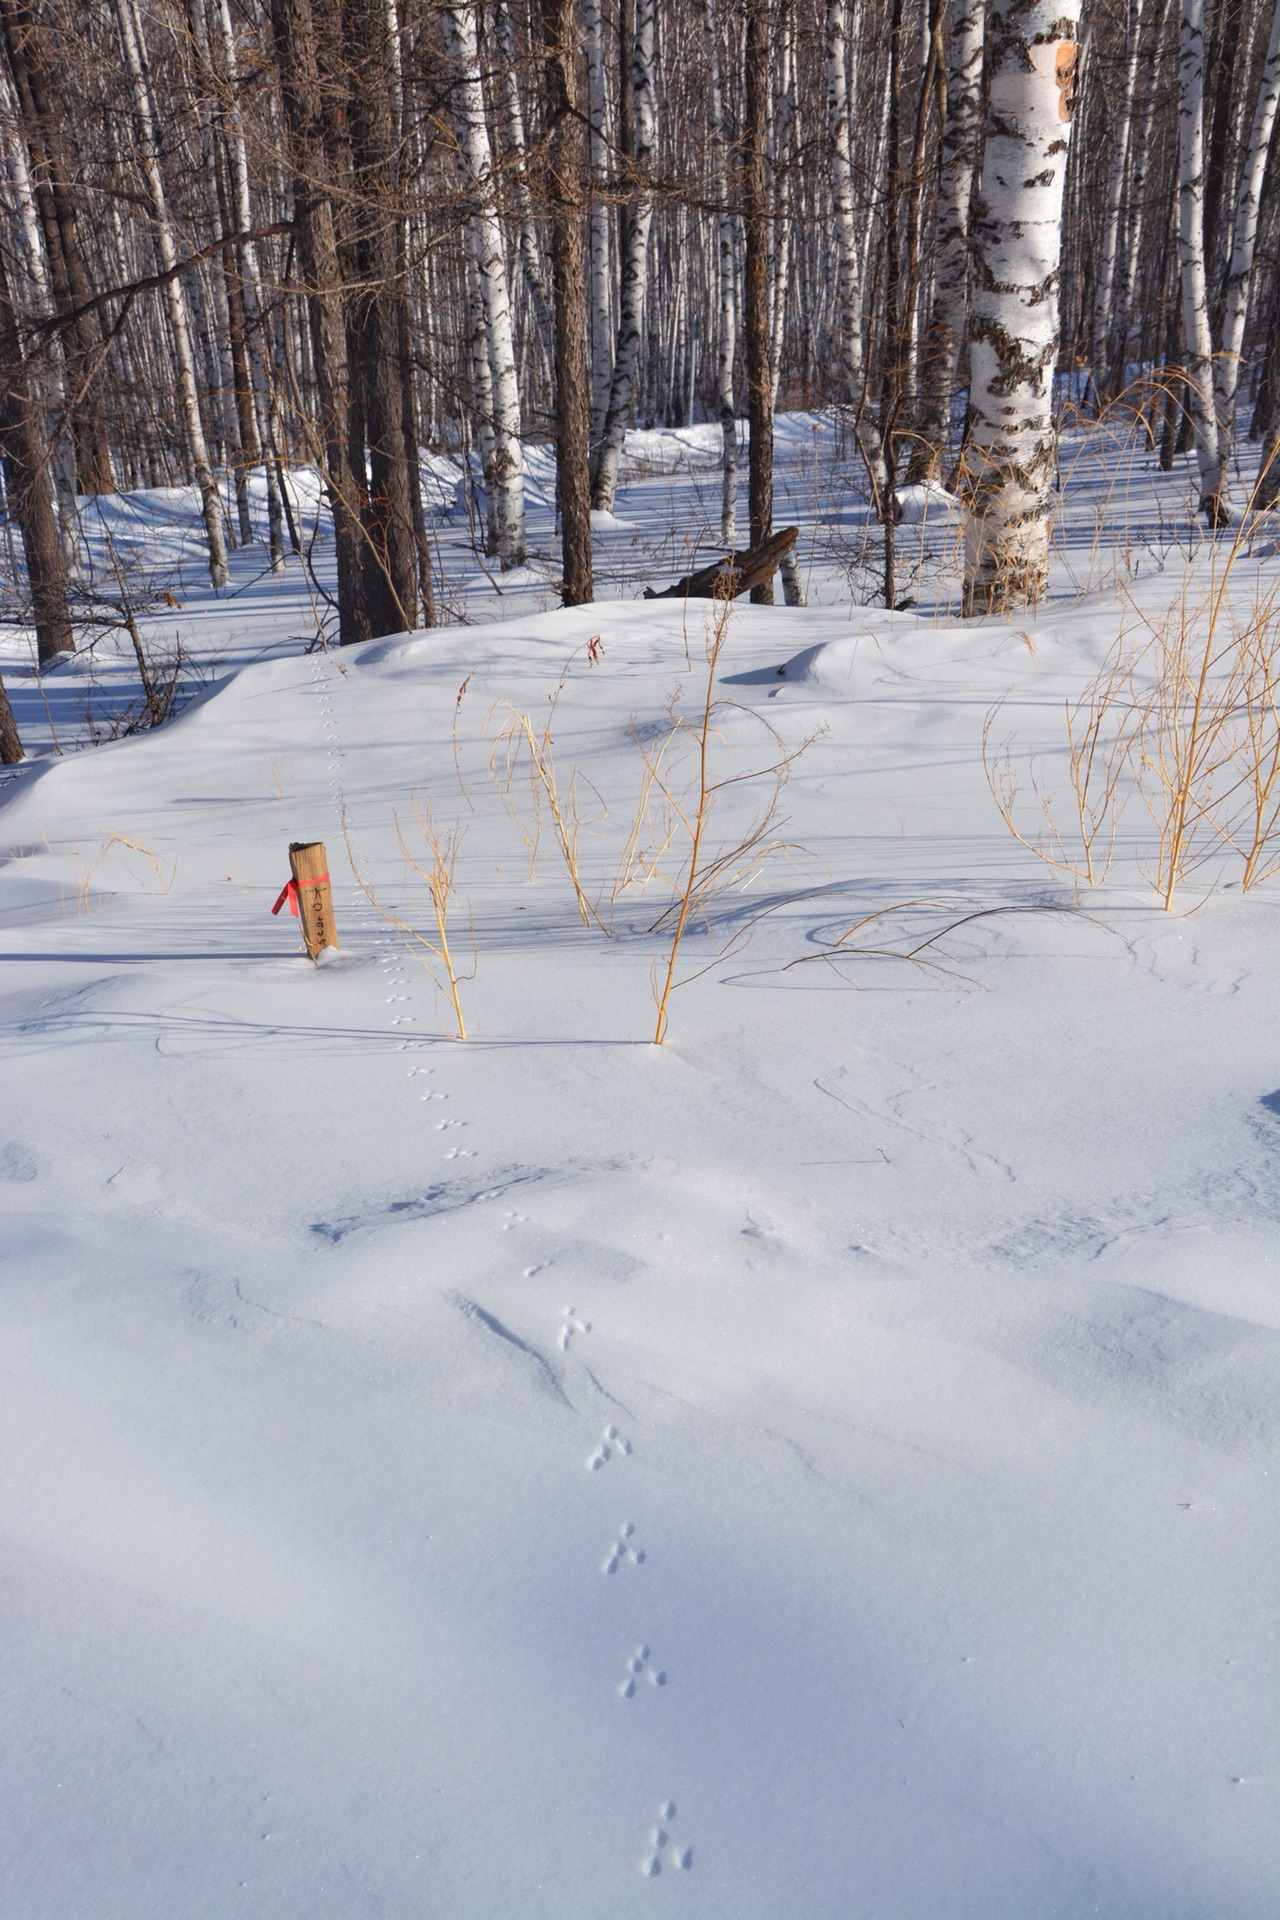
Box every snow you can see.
[1,416,1276,1917]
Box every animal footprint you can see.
[618,1644,666,1698]
[558,1306,591,1352]
[640,1801,691,1877]
[601,1522,645,1575]
[446,1148,475,1160]
[587,1423,632,1471]
[502,1211,528,1232]
[437,1118,466,1130]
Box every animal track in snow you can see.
[587,1423,632,1471]
[618,1643,666,1698]
[640,1800,691,1876]
[502,1210,528,1231]
[446,1147,476,1160]
[558,1306,590,1352]
[437,1118,466,1130]
[601,1522,645,1575]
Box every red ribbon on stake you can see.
[271,872,329,918]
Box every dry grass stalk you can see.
[988,502,1280,905]
[983,647,1137,889]
[646,595,815,1044]
[343,802,472,1039]
[488,656,609,933]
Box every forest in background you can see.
[0,0,1276,702]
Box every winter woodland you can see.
[0,3,1277,1915]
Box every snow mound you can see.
[894,480,961,522]
[773,633,869,693]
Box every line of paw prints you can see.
[602,1521,645,1576]
[641,1802,692,1876]
[619,1643,666,1698]
[588,1423,631,1472]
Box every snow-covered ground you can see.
[1,418,1276,1917]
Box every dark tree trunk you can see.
[0,669,22,764]
[345,0,418,635]
[542,0,593,606]
[399,296,436,627]
[0,0,114,494]
[269,0,369,644]
[743,0,773,604]
[0,251,73,665]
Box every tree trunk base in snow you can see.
[0,672,23,764]
[961,519,1049,616]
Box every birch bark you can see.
[1213,0,1280,490]
[825,0,886,497]
[1089,0,1145,407]
[962,0,1081,612]
[442,0,527,567]
[701,0,738,542]
[584,0,613,437]
[110,0,228,589]
[201,0,288,572]
[744,0,773,599]
[541,0,592,605]
[591,0,656,513]
[1177,0,1227,521]
[492,0,554,377]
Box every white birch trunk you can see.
[825,0,862,389]
[592,0,656,514]
[110,0,228,588]
[0,85,81,567]
[769,13,794,408]
[962,1,1081,612]
[584,0,613,437]
[204,0,288,570]
[1110,0,1177,394]
[1177,0,1227,521]
[491,0,553,377]
[1214,0,1280,488]
[825,0,886,495]
[442,1,526,567]
[701,0,738,543]
[1090,0,1146,403]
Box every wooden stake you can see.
[289,839,338,960]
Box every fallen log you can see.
[643,524,799,601]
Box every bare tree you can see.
[540,0,592,604]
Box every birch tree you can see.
[962,0,1082,612]
[110,0,228,589]
[912,0,985,481]
[1213,0,1280,492]
[442,0,527,567]
[591,0,656,513]
[198,0,287,573]
[744,0,773,596]
[701,0,738,542]
[1176,0,1227,522]
[540,0,591,605]
[825,0,887,498]
[584,0,613,438]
